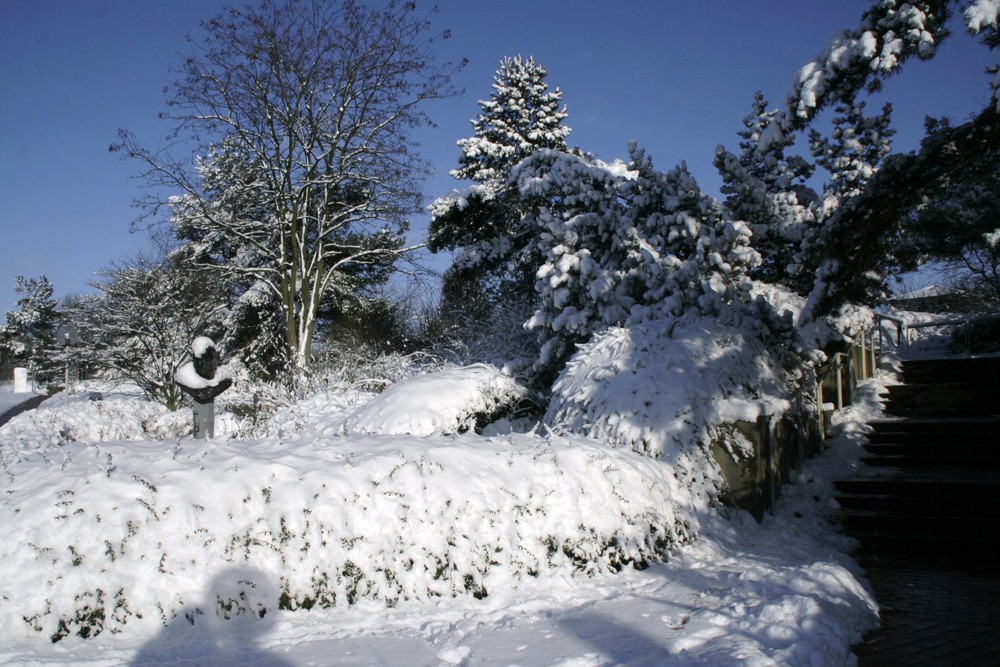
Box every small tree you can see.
[116,0,460,371]
[0,275,59,382]
[429,55,573,316]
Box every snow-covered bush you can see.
[545,309,795,507]
[0,431,692,642]
[0,385,191,465]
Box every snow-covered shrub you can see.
[0,387,190,464]
[544,310,794,509]
[0,432,692,641]
[344,364,528,436]
[515,143,760,375]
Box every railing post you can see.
[861,332,868,380]
[836,355,844,409]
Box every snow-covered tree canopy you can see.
[115,0,461,370]
[711,0,1000,321]
[450,55,571,187]
[515,144,760,374]
[714,92,817,288]
[781,0,949,138]
[429,55,573,316]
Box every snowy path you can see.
[0,387,44,425]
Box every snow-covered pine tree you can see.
[810,100,895,204]
[450,55,571,187]
[517,143,760,376]
[429,55,573,317]
[755,0,950,318]
[0,275,59,380]
[791,100,897,317]
[714,92,817,289]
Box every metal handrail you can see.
[875,312,908,350]
[876,311,1000,354]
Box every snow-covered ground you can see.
[0,338,889,665]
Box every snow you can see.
[0,335,886,664]
[192,336,216,358]
[966,0,1000,33]
[174,360,229,390]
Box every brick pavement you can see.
[854,559,1000,666]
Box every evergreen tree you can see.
[810,100,895,203]
[429,55,573,317]
[714,92,816,288]
[517,143,759,377]
[0,275,59,380]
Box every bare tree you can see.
[115,0,461,370]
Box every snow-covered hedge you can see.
[0,431,692,642]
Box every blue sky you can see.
[1,1,996,314]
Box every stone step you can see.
[865,441,999,455]
[885,403,998,419]
[901,356,1000,384]
[869,417,1000,435]
[846,531,1000,573]
[834,477,1000,499]
[861,454,1000,468]
[835,492,997,516]
[841,511,1000,540]
[867,430,1000,445]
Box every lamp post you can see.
[55,323,79,407]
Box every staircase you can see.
[835,356,1000,573]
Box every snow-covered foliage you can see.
[784,0,947,133]
[544,311,794,504]
[710,1,950,312]
[0,426,690,642]
[450,55,571,187]
[0,352,885,664]
[966,0,1000,109]
[515,143,761,373]
[810,100,895,207]
[76,257,229,411]
[715,92,817,288]
[0,274,58,374]
[0,383,191,465]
